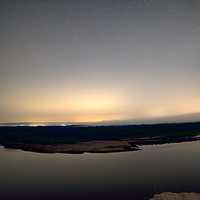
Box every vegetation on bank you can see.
[0,122,200,145]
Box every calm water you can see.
[0,141,200,200]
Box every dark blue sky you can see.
[0,0,200,122]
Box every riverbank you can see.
[1,136,199,154]
[151,192,200,200]
[1,122,200,153]
[2,140,139,154]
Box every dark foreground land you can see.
[0,122,200,153]
[150,192,200,200]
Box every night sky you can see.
[0,0,200,123]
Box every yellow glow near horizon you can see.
[67,93,123,112]
[2,88,200,123]
[12,90,126,113]
[2,91,126,123]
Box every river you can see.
[0,141,200,200]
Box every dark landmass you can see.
[150,192,200,200]
[0,122,200,154]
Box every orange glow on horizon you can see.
[1,88,200,123]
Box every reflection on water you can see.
[0,141,200,200]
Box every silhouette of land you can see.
[0,122,200,153]
[150,192,200,200]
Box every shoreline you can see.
[1,140,140,154]
[1,136,199,154]
[150,192,200,200]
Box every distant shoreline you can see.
[1,136,199,154]
[0,122,200,154]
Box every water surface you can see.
[1,141,200,200]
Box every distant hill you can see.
[0,113,200,127]
[88,112,200,126]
